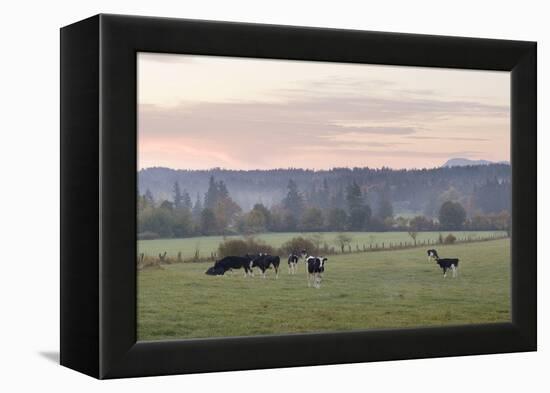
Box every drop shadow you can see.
[38,351,60,364]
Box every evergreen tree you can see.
[204,176,219,209]
[173,181,183,209]
[200,208,218,235]
[144,189,154,206]
[192,193,203,219]
[330,186,346,210]
[282,179,304,218]
[346,181,371,230]
[217,180,229,200]
[346,181,363,212]
[377,186,393,220]
[319,178,330,209]
[182,189,192,210]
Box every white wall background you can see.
[0,0,546,390]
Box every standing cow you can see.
[302,250,327,288]
[250,254,281,279]
[306,256,327,288]
[288,253,300,275]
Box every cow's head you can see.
[205,266,224,276]
[427,249,439,262]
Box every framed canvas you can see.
[60,14,536,379]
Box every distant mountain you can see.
[442,158,505,168]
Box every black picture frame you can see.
[60,14,537,379]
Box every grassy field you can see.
[137,238,510,341]
[138,230,507,260]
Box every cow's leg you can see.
[275,265,279,279]
[443,268,447,278]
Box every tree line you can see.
[138,164,511,214]
[138,175,511,239]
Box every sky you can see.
[138,52,510,170]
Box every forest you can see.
[137,164,511,239]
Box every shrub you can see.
[279,236,316,256]
[137,255,163,270]
[218,239,248,257]
[217,237,274,258]
[444,233,457,244]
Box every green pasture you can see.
[138,230,507,260]
[138,238,511,341]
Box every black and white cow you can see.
[288,253,300,275]
[205,256,253,277]
[427,249,459,278]
[250,254,281,279]
[302,249,327,288]
[306,256,327,288]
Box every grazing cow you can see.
[288,253,300,275]
[427,249,459,278]
[306,256,327,288]
[250,254,281,279]
[208,256,253,277]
